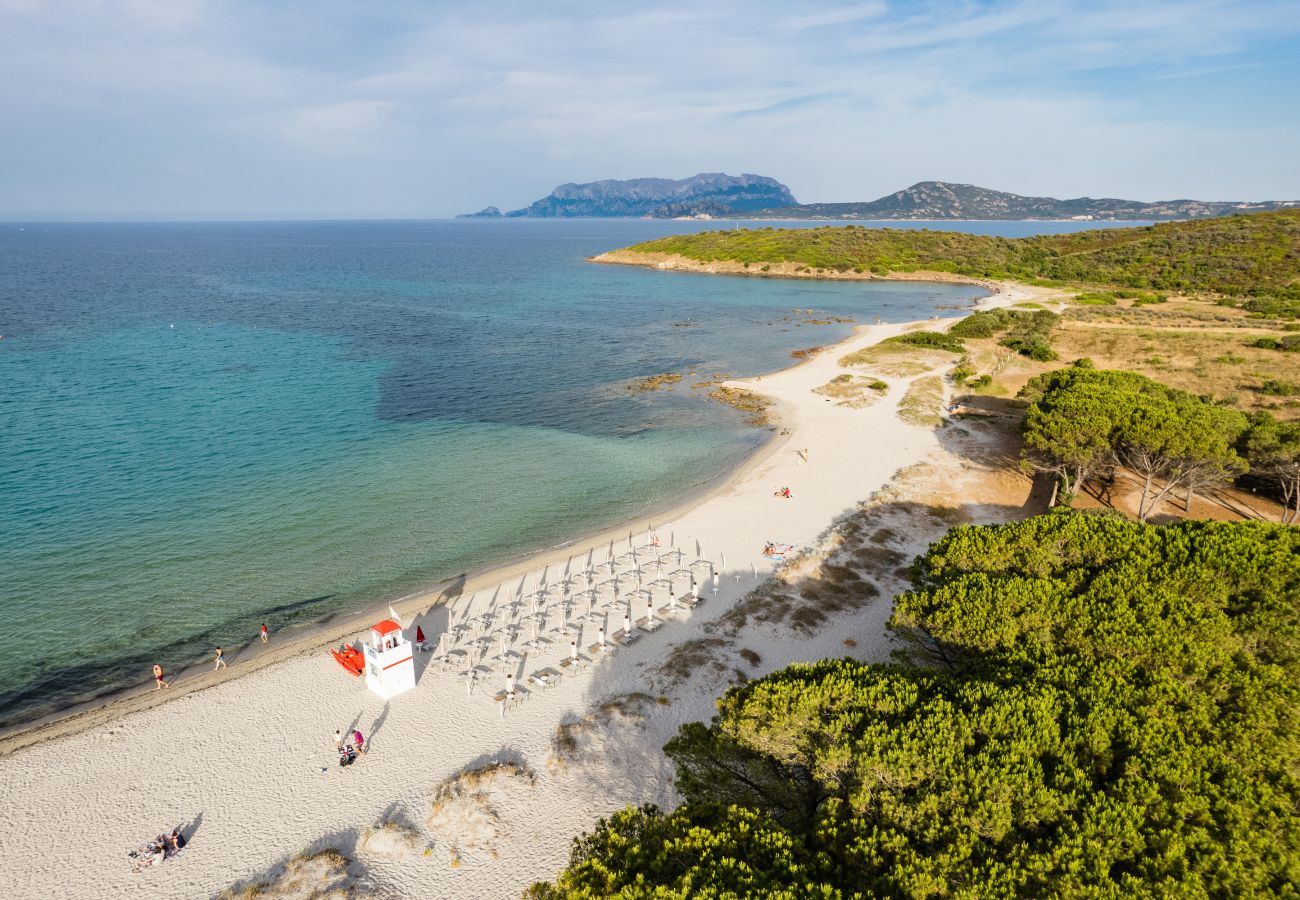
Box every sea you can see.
[0,217,1142,727]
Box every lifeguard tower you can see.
[363,618,415,700]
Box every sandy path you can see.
[0,282,1047,899]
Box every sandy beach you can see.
[0,279,1055,898]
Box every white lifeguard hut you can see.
[363,617,415,700]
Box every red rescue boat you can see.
[331,643,364,677]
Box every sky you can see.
[2,0,1299,219]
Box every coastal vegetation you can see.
[813,374,889,408]
[949,299,1300,420]
[530,515,1300,899]
[622,209,1300,309]
[897,375,945,427]
[1020,363,1249,518]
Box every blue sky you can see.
[2,0,1298,219]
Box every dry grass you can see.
[813,373,889,407]
[359,820,426,860]
[430,761,535,817]
[840,343,952,378]
[964,309,1300,418]
[898,376,945,427]
[656,638,733,685]
[217,848,354,900]
[548,693,655,770]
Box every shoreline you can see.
[0,419,791,756]
[0,277,981,754]
[589,248,1002,290]
[0,274,1055,899]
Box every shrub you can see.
[883,331,966,353]
[1258,379,1299,396]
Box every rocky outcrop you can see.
[737,181,1298,221]
[497,173,796,218]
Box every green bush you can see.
[1259,379,1299,396]
[625,210,1300,306]
[999,309,1060,359]
[882,331,966,353]
[1073,291,1117,305]
[532,516,1300,900]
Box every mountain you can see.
[457,205,503,218]
[490,173,796,218]
[733,181,1297,221]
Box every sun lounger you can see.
[613,628,641,645]
[635,617,661,633]
[529,668,561,689]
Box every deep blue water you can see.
[0,217,1135,725]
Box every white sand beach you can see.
[0,281,1053,898]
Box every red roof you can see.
[372,619,402,636]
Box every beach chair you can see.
[559,654,588,672]
[635,617,661,634]
[529,668,561,690]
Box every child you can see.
[260,624,268,643]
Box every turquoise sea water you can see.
[0,218,1139,725]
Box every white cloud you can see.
[1,0,1298,217]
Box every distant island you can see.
[459,173,796,218]
[726,180,1298,221]
[463,178,1295,222]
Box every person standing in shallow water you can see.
[260,624,268,644]
[213,647,226,671]
[153,664,168,690]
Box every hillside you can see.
[612,209,1300,306]
[473,173,796,218]
[733,180,1297,221]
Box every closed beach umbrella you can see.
[598,626,606,648]
[570,638,578,662]
[623,612,632,634]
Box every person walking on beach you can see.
[153,664,169,690]
[334,729,344,751]
[260,624,268,644]
[213,646,226,671]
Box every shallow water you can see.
[0,217,1132,724]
